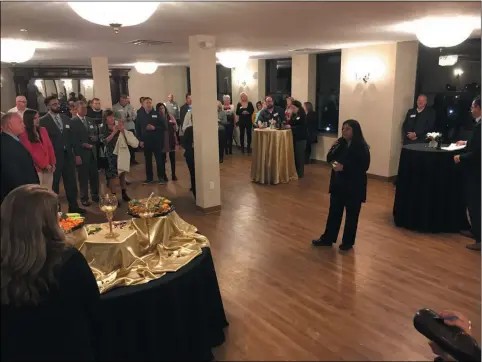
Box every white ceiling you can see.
[1,1,480,67]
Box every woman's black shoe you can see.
[241,147,245,154]
[163,174,169,182]
[122,190,131,202]
[172,175,178,181]
[312,237,333,247]
[339,244,353,251]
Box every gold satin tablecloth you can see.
[66,211,209,294]
[251,128,298,185]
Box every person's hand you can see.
[169,118,177,124]
[407,132,417,140]
[334,162,344,172]
[146,124,155,131]
[456,140,467,146]
[438,310,472,335]
[75,156,82,166]
[454,155,461,164]
[139,141,144,148]
[112,125,119,133]
[82,143,93,149]
[285,124,291,129]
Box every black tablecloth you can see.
[393,143,470,233]
[96,248,228,361]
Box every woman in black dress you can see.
[235,92,254,153]
[303,101,318,163]
[289,100,308,178]
[312,119,370,251]
[99,110,130,202]
[1,185,100,361]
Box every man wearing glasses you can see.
[8,96,28,119]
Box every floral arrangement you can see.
[426,132,442,148]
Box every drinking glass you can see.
[99,194,119,239]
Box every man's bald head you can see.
[1,112,25,136]
[168,94,174,102]
[15,96,27,111]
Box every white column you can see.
[188,35,221,212]
[338,41,418,177]
[291,54,316,105]
[91,56,112,108]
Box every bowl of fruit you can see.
[59,213,85,233]
[127,196,174,218]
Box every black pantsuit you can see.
[77,151,99,202]
[218,128,226,162]
[224,124,234,154]
[239,122,252,151]
[320,139,371,247]
[236,102,255,152]
[144,144,165,181]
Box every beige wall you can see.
[231,59,266,104]
[91,56,112,108]
[1,66,16,112]
[128,66,187,109]
[291,54,316,105]
[338,42,418,177]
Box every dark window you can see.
[415,38,481,138]
[315,52,341,134]
[186,65,232,102]
[265,58,291,107]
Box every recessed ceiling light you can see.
[20,29,27,32]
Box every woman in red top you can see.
[19,109,56,190]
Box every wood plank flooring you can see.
[62,150,481,361]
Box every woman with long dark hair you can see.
[19,109,56,190]
[156,103,178,181]
[312,119,370,251]
[1,185,99,360]
[303,101,318,163]
[289,100,308,178]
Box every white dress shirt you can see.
[8,107,26,119]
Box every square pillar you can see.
[339,41,418,178]
[91,56,112,108]
[188,35,221,212]
[291,54,316,105]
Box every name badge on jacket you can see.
[296,117,300,120]
[410,114,416,118]
[152,115,158,118]
[65,124,70,129]
[274,113,279,117]
[89,125,94,129]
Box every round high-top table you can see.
[251,128,298,185]
[393,143,470,233]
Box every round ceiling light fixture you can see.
[68,2,160,33]
[217,51,250,69]
[134,62,159,74]
[1,38,36,63]
[415,16,477,48]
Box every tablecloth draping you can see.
[393,143,470,232]
[66,211,210,293]
[251,128,298,185]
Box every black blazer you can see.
[460,119,481,183]
[402,107,436,144]
[135,108,166,146]
[179,103,190,129]
[327,139,371,202]
[306,111,318,144]
[236,102,255,126]
[1,248,100,361]
[39,113,81,163]
[0,132,39,202]
[290,112,308,141]
[71,115,98,160]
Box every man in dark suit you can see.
[1,112,39,202]
[454,96,481,251]
[402,94,436,144]
[40,96,85,214]
[71,101,99,206]
[136,97,166,185]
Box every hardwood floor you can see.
[64,150,481,361]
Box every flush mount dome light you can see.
[134,62,158,74]
[415,16,477,48]
[1,38,36,63]
[217,51,249,69]
[439,55,459,66]
[68,2,160,33]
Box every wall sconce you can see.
[348,56,385,84]
[453,68,464,78]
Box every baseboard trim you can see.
[196,205,222,214]
[309,159,397,183]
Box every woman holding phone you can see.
[312,119,370,251]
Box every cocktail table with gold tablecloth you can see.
[68,211,228,360]
[251,128,298,185]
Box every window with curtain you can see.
[315,52,341,134]
[265,58,291,107]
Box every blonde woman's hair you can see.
[240,92,248,101]
[1,185,66,306]
[223,94,231,100]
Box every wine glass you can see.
[139,199,155,246]
[99,194,119,239]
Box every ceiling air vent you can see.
[127,39,172,46]
[291,48,325,53]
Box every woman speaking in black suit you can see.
[312,119,370,251]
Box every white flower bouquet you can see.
[426,132,442,148]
